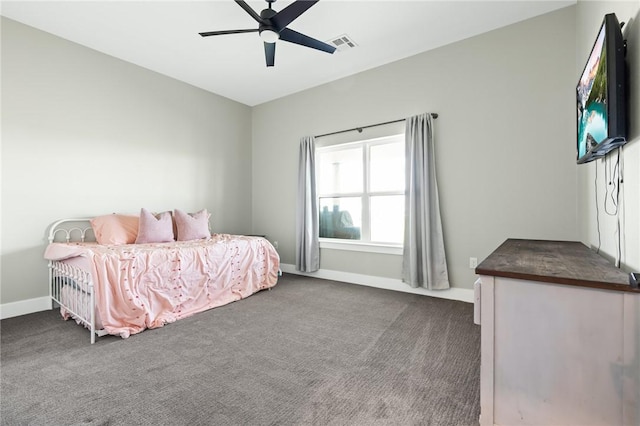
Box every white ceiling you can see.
[1,0,574,106]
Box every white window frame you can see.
[316,134,404,255]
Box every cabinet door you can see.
[492,278,624,425]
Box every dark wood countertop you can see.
[475,239,639,293]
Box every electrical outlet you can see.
[469,257,478,269]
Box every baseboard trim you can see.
[280,264,474,303]
[1,296,51,320]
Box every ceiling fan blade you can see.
[271,0,319,31]
[199,29,259,37]
[279,28,336,54]
[234,0,262,23]
[264,42,275,67]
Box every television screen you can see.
[576,13,627,164]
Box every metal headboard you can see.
[47,218,95,244]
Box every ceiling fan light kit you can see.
[260,29,279,43]
[199,0,336,67]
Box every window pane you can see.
[317,147,363,194]
[370,142,404,192]
[319,197,361,240]
[370,195,404,244]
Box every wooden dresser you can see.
[474,239,639,426]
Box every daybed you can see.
[44,210,280,343]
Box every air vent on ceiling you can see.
[327,34,358,52]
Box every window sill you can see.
[319,239,403,255]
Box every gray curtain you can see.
[295,136,320,272]
[402,113,450,290]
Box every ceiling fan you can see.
[199,0,336,67]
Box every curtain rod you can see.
[314,113,438,139]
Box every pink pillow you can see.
[135,208,174,244]
[174,209,211,241]
[90,214,139,245]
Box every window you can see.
[316,134,405,248]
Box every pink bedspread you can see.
[44,234,280,338]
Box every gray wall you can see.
[1,17,253,304]
[252,6,579,289]
[576,1,640,273]
[7,3,634,307]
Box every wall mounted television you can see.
[576,13,628,164]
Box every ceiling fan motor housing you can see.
[259,7,279,41]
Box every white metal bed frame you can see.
[47,218,107,344]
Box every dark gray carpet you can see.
[1,274,480,425]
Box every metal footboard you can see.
[47,218,105,344]
[49,260,99,344]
